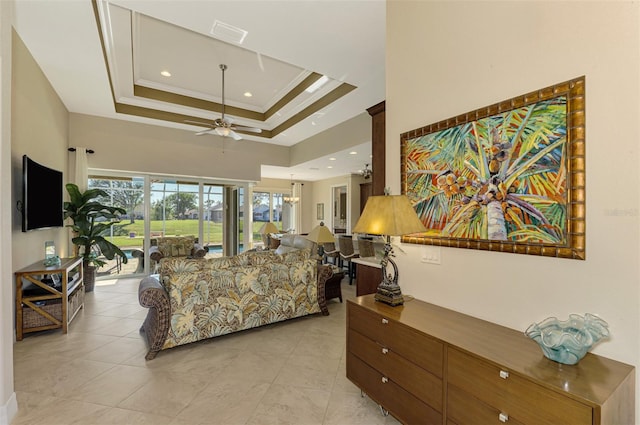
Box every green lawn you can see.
[108,219,268,248]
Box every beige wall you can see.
[69,113,290,182]
[11,32,69,271]
[0,2,15,421]
[290,112,371,166]
[387,0,640,412]
[308,173,367,234]
[3,27,71,423]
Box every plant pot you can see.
[84,263,96,292]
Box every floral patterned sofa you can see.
[138,249,333,360]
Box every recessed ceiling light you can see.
[244,92,252,97]
[160,70,171,77]
[329,157,336,161]
[311,121,317,126]
[327,165,333,169]
[350,151,358,155]
[305,75,329,93]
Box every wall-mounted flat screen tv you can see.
[22,155,64,232]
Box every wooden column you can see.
[367,101,385,195]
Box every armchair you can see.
[149,236,208,265]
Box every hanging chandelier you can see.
[283,175,299,205]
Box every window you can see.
[88,173,250,276]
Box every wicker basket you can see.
[69,286,84,318]
[22,285,84,330]
[22,299,61,329]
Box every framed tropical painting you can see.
[401,77,585,259]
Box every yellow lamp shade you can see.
[259,222,278,235]
[353,195,426,237]
[306,222,335,244]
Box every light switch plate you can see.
[421,246,441,265]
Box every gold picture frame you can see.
[317,203,324,220]
[401,76,585,259]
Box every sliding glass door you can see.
[150,179,200,241]
[87,176,146,276]
[87,173,251,278]
[202,183,224,257]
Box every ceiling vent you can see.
[210,20,248,44]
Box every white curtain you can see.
[73,147,88,191]
[294,182,303,233]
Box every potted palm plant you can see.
[63,183,128,292]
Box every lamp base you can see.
[374,283,404,306]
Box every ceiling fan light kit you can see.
[185,64,262,140]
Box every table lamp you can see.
[352,194,426,306]
[259,222,279,248]
[306,222,335,260]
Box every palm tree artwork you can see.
[404,96,568,245]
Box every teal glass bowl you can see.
[525,314,609,365]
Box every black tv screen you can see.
[22,155,64,232]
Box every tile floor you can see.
[12,275,401,424]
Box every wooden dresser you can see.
[346,296,635,425]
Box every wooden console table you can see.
[347,295,635,424]
[15,257,84,340]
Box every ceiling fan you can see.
[184,64,263,141]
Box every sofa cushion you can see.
[245,250,281,265]
[207,256,245,270]
[274,244,298,255]
[280,234,296,246]
[274,234,315,255]
[279,249,311,264]
[293,236,314,251]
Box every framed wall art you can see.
[317,203,324,220]
[401,77,585,259]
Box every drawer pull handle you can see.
[381,318,389,324]
[499,370,510,379]
[381,376,388,384]
[499,413,509,422]
[382,348,389,355]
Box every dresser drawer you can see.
[448,348,593,425]
[348,328,442,411]
[349,303,443,377]
[347,352,442,425]
[448,384,526,425]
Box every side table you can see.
[325,268,344,303]
[15,257,84,340]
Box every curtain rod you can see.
[68,148,95,154]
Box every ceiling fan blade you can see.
[232,126,263,134]
[195,129,215,136]
[229,130,243,141]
